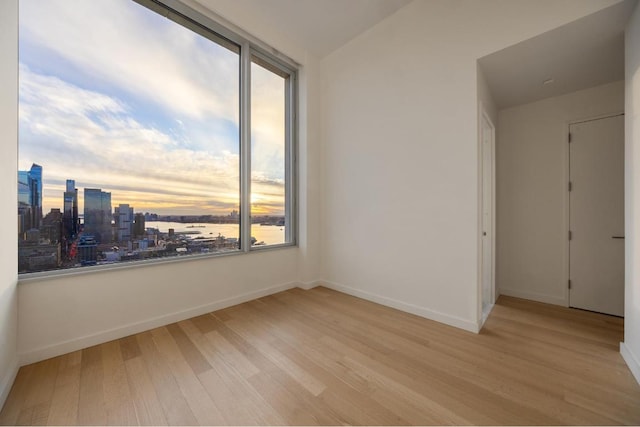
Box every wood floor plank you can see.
[0,364,35,425]
[14,402,49,426]
[77,345,106,425]
[15,406,33,426]
[196,368,265,425]
[190,314,218,334]
[225,317,326,396]
[246,371,335,425]
[255,325,454,424]
[21,357,59,416]
[123,353,168,426]
[2,288,639,426]
[101,340,138,426]
[29,402,50,426]
[211,312,405,425]
[178,318,286,425]
[200,327,260,379]
[119,335,142,361]
[165,323,212,376]
[149,326,225,425]
[135,331,198,426]
[46,351,81,425]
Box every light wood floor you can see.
[1,287,639,425]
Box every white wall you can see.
[477,65,498,125]
[14,0,322,365]
[622,0,640,384]
[319,0,620,332]
[0,0,19,409]
[19,249,301,363]
[297,53,323,285]
[497,81,624,306]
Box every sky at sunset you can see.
[19,0,286,216]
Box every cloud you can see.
[251,62,286,183]
[20,65,240,215]
[18,0,287,216]
[19,0,239,122]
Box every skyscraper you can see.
[84,188,112,243]
[114,204,134,242]
[133,213,145,238]
[17,171,33,235]
[29,163,43,228]
[17,171,31,206]
[63,179,79,241]
[17,163,43,234]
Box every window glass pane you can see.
[18,0,240,273]
[250,58,288,246]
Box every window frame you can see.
[18,0,298,280]
[246,49,297,250]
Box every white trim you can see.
[499,287,566,307]
[321,280,480,333]
[0,357,19,411]
[478,105,497,327]
[240,40,252,253]
[480,303,495,328]
[621,342,640,385]
[297,280,322,290]
[563,119,571,307]
[19,281,299,365]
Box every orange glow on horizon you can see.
[43,190,287,216]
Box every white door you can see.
[481,113,495,314]
[569,114,624,317]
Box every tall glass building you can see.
[29,163,43,227]
[84,188,112,243]
[17,171,32,235]
[63,179,79,241]
[17,163,43,234]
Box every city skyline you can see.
[18,0,286,217]
[19,162,273,222]
[17,161,285,273]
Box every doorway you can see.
[481,109,495,320]
[569,114,624,317]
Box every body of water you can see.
[146,221,285,246]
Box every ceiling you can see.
[479,0,637,110]
[194,0,412,58]
[193,0,636,107]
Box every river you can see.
[146,221,285,246]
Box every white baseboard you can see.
[0,357,19,411]
[621,342,640,386]
[321,280,480,333]
[480,303,495,329]
[498,287,567,307]
[297,280,322,290]
[20,281,299,365]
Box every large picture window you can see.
[17,0,296,275]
